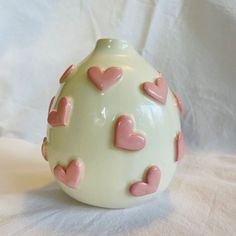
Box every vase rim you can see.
[97,38,129,43]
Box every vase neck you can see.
[94,38,135,54]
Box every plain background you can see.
[0,0,236,153]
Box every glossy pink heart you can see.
[54,160,82,189]
[176,132,184,161]
[143,78,168,104]
[59,64,76,83]
[172,91,183,113]
[48,96,72,127]
[48,96,55,114]
[129,166,161,196]
[87,66,122,91]
[114,115,146,151]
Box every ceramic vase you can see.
[41,38,184,208]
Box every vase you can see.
[41,38,184,208]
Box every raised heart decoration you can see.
[41,137,48,161]
[175,132,184,161]
[143,78,168,104]
[48,96,72,127]
[114,115,146,151]
[48,96,55,114]
[129,166,161,196]
[59,64,76,83]
[87,66,122,91]
[172,91,183,113]
[54,160,83,189]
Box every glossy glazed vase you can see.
[41,38,184,208]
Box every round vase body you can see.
[45,39,182,208]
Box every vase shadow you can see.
[23,181,174,235]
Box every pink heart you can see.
[143,78,168,104]
[129,166,161,196]
[48,96,55,114]
[114,115,146,151]
[59,64,76,83]
[176,132,184,161]
[54,160,82,189]
[48,96,72,127]
[87,66,122,91]
[172,91,183,113]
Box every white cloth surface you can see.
[0,0,236,235]
[0,137,235,236]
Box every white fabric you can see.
[0,138,236,236]
[0,0,236,235]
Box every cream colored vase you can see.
[41,39,184,208]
